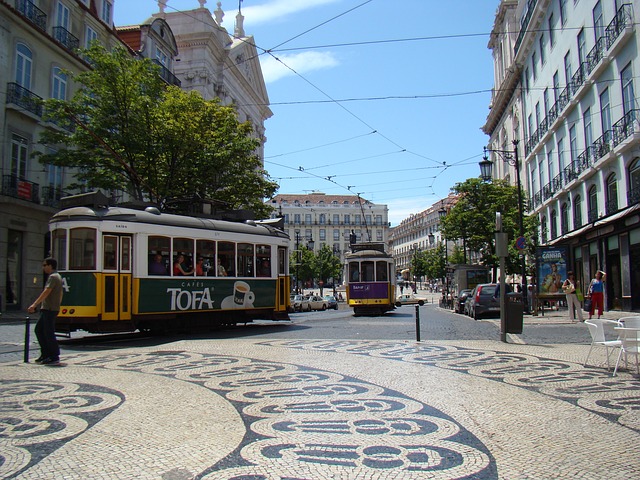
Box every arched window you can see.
[588,186,598,223]
[573,195,583,229]
[52,66,67,99]
[16,43,33,88]
[550,209,558,239]
[629,158,640,204]
[541,216,548,243]
[560,203,569,234]
[606,173,618,214]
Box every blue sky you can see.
[115,0,499,225]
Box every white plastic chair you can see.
[613,317,640,376]
[583,319,622,370]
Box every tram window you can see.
[196,240,216,276]
[121,237,131,271]
[361,261,374,282]
[376,261,388,281]
[103,236,118,270]
[256,245,271,277]
[148,236,170,275]
[349,263,360,282]
[218,241,235,276]
[278,247,286,275]
[69,228,96,270]
[52,229,67,270]
[173,237,195,276]
[237,243,254,277]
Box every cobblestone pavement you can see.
[2,333,640,479]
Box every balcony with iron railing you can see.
[153,60,182,87]
[52,26,80,52]
[605,197,619,216]
[41,185,70,208]
[523,4,633,157]
[529,109,637,210]
[587,207,599,223]
[6,82,43,117]
[612,109,639,147]
[605,3,633,50]
[2,175,40,204]
[628,184,640,205]
[15,0,47,31]
[514,0,539,55]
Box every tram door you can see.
[102,235,132,321]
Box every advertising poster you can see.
[536,246,568,295]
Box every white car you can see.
[306,295,328,311]
[290,294,310,312]
[395,293,425,306]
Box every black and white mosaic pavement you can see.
[1,339,639,479]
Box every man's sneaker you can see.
[34,356,45,364]
[41,358,60,366]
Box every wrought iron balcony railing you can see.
[612,109,639,147]
[628,184,640,205]
[605,197,619,216]
[41,185,70,208]
[52,26,79,52]
[514,0,538,55]
[587,207,599,223]
[605,3,633,50]
[153,60,182,87]
[523,4,634,158]
[16,0,47,31]
[6,82,43,117]
[2,174,40,204]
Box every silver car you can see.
[306,295,328,311]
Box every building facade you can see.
[485,0,640,311]
[268,193,390,282]
[1,0,124,311]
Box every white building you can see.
[484,0,640,311]
[268,192,390,265]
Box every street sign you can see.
[515,236,526,251]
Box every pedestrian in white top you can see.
[562,271,583,322]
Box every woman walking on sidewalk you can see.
[562,272,583,322]
[588,270,606,320]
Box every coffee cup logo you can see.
[233,281,254,305]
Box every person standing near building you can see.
[562,271,583,322]
[588,270,606,320]
[28,258,63,365]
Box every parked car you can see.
[453,289,473,314]
[323,295,339,310]
[395,293,425,306]
[290,294,310,312]
[307,295,328,311]
[466,283,501,319]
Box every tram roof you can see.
[345,249,392,259]
[50,206,289,239]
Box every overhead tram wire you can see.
[264,131,376,159]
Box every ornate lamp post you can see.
[480,139,529,314]
[438,204,450,308]
[294,230,301,294]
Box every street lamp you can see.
[438,204,450,308]
[294,230,301,294]
[480,139,529,314]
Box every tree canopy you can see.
[441,178,538,274]
[37,43,277,218]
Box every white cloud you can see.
[260,51,339,83]
[242,0,341,25]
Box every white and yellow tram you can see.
[49,197,291,334]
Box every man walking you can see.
[28,258,63,365]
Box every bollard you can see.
[415,304,421,342]
[24,316,31,363]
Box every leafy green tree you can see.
[290,247,315,292]
[422,245,446,281]
[448,244,466,266]
[36,43,277,218]
[442,178,538,274]
[312,245,343,295]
